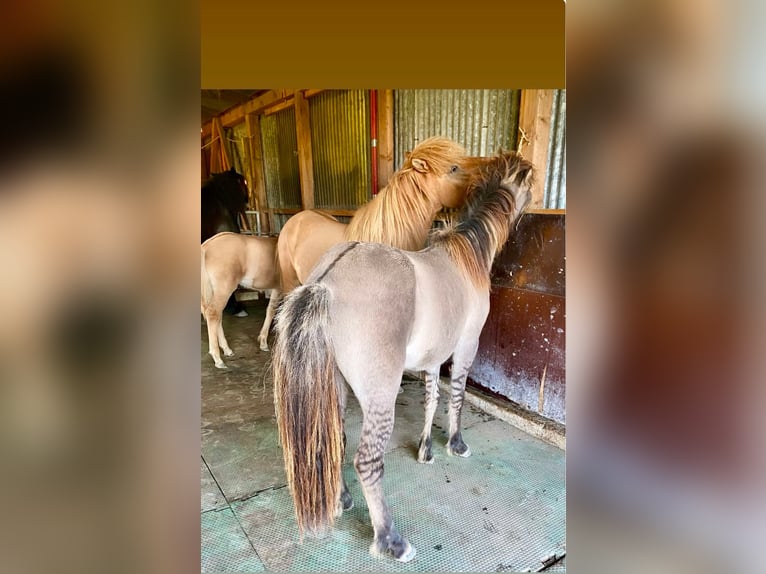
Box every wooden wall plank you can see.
[294,91,315,210]
[245,112,271,235]
[377,89,395,191]
[518,90,554,209]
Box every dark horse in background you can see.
[202,167,250,316]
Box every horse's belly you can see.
[404,339,454,372]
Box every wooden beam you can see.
[294,91,315,210]
[269,208,357,217]
[201,89,295,137]
[262,98,295,117]
[377,89,395,191]
[518,90,554,209]
[528,208,565,215]
[268,208,301,215]
[245,112,271,235]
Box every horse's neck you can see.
[346,182,440,250]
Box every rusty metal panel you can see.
[470,288,566,423]
[260,107,301,209]
[468,213,566,424]
[492,213,565,296]
[394,90,521,168]
[309,90,371,209]
[544,89,566,209]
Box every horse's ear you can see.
[518,161,535,186]
[229,167,236,174]
[411,158,429,173]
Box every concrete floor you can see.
[201,297,566,572]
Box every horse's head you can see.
[202,168,251,235]
[401,137,475,210]
[224,167,250,209]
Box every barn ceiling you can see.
[201,89,267,125]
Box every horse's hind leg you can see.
[446,343,478,457]
[203,309,226,369]
[257,289,282,352]
[354,390,415,562]
[417,368,441,463]
[335,376,354,515]
[204,290,234,369]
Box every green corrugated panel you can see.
[309,90,371,209]
[394,90,521,169]
[261,107,301,210]
[544,90,566,209]
[225,122,255,208]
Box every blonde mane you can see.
[430,152,534,290]
[345,137,467,251]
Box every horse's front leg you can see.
[446,342,478,457]
[417,368,441,463]
[355,395,415,562]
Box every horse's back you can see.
[308,242,418,383]
[279,210,348,288]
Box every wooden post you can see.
[377,89,395,191]
[294,90,315,210]
[246,112,271,235]
[518,90,554,209]
[210,117,231,173]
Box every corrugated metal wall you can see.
[309,90,371,209]
[394,90,521,168]
[225,122,255,207]
[260,107,301,211]
[544,89,566,209]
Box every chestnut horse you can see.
[276,137,476,292]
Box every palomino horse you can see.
[201,232,282,368]
[202,167,250,317]
[273,151,533,561]
[277,137,475,292]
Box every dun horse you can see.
[273,152,533,561]
[277,137,475,292]
[201,232,281,368]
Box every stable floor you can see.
[201,298,566,572]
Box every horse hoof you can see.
[448,444,472,458]
[223,349,234,357]
[259,343,269,352]
[417,451,434,464]
[370,537,415,562]
[234,310,248,318]
[214,362,227,369]
[394,541,416,563]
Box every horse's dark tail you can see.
[273,282,343,535]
